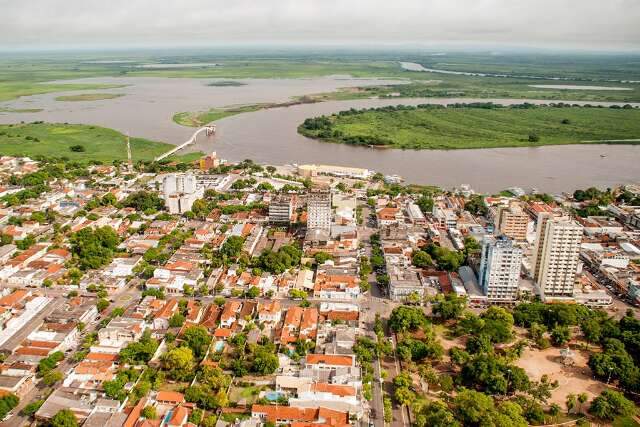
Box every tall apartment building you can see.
[307,189,332,231]
[269,195,295,225]
[531,213,583,300]
[162,173,199,214]
[163,173,196,196]
[479,236,523,302]
[496,203,529,241]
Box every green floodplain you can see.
[298,104,640,150]
[1,51,640,103]
[0,122,201,163]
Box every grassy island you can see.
[0,122,201,162]
[298,103,640,150]
[55,93,124,102]
[173,97,321,127]
[173,105,263,127]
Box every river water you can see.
[1,76,639,193]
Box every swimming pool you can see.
[265,391,285,401]
[214,341,225,352]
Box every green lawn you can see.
[0,122,201,162]
[55,93,124,102]
[228,385,266,404]
[299,105,640,150]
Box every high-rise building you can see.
[162,173,199,214]
[163,173,196,197]
[531,213,583,300]
[307,188,332,231]
[269,195,295,225]
[479,236,523,302]
[496,203,529,241]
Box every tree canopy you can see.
[70,226,119,270]
[389,306,428,332]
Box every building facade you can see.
[531,213,583,300]
[269,195,295,225]
[496,204,529,241]
[479,236,522,302]
[307,189,332,231]
[162,173,199,214]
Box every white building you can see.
[531,213,583,301]
[479,236,522,302]
[163,173,196,196]
[307,189,332,231]
[162,173,201,214]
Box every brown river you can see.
[1,76,639,193]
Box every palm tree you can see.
[577,392,589,414]
[549,403,561,423]
[566,393,577,414]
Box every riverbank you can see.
[297,103,640,150]
[0,122,201,163]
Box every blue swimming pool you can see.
[214,341,225,352]
[265,391,284,401]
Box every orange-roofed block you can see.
[156,390,185,404]
[305,354,354,367]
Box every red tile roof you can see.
[305,354,353,367]
[156,391,185,404]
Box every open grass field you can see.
[55,93,124,102]
[0,122,201,163]
[298,105,640,150]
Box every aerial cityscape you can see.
[0,1,639,426]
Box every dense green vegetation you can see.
[55,93,124,101]
[0,122,201,162]
[119,330,160,364]
[299,103,640,150]
[70,226,120,270]
[51,409,78,427]
[0,394,19,420]
[388,298,640,426]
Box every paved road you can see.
[380,336,409,427]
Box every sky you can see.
[1,0,639,51]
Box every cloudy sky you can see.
[2,0,639,51]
